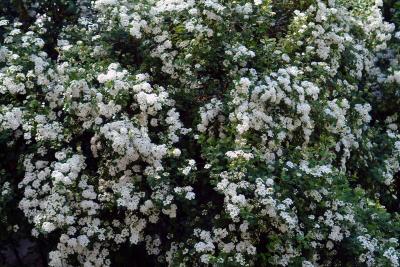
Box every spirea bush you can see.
[1,0,400,266]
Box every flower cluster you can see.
[1,0,400,266]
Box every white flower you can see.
[185,192,195,200]
[42,222,56,233]
[77,235,90,247]
[172,148,181,157]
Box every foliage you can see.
[0,0,400,266]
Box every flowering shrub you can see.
[1,0,400,266]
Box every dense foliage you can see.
[1,0,400,266]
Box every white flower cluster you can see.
[1,0,400,266]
